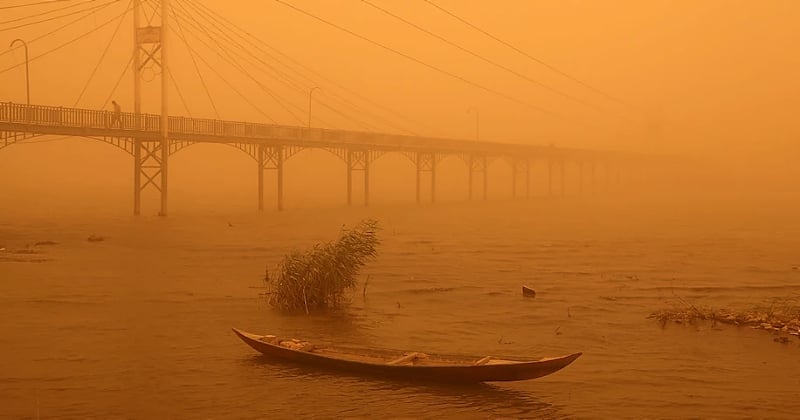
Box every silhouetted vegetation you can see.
[265,219,380,313]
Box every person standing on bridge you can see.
[111,100,122,128]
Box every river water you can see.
[1,195,799,419]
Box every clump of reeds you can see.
[265,219,380,313]
[649,295,800,342]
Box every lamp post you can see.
[10,39,30,105]
[308,86,321,128]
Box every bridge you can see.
[0,101,636,214]
[0,0,650,215]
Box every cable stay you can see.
[421,0,633,110]
[0,0,121,32]
[73,0,132,107]
[273,0,566,123]
[174,0,391,131]
[184,0,440,135]
[0,0,79,11]
[0,0,119,58]
[361,0,613,117]
[0,0,102,26]
[0,1,132,74]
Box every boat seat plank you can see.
[387,352,427,365]
[473,356,493,366]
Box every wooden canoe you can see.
[232,328,581,383]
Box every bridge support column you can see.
[346,149,369,207]
[415,152,436,204]
[431,156,436,203]
[465,154,487,201]
[548,159,553,196]
[347,151,352,206]
[591,160,596,193]
[159,140,168,216]
[366,152,371,206]
[257,144,264,211]
[578,161,584,195]
[511,158,529,200]
[560,159,566,197]
[512,160,517,199]
[526,159,530,199]
[255,145,284,211]
[482,156,488,200]
[133,140,166,215]
[133,138,141,215]
[468,155,473,200]
[276,146,284,211]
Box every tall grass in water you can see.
[265,219,380,313]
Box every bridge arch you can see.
[0,132,136,156]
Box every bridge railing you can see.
[165,115,305,140]
[0,102,603,159]
[0,102,164,132]
[0,102,318,140]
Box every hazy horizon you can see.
[1,0,798,214]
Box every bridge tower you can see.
[132,0,169,216]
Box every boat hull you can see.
[232,328,581,383]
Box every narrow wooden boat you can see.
[232,328,581,382]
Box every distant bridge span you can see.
[0,102,637,214]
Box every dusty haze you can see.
[1,1,799,419]
[1,0,798,212]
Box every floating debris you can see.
[87,235,105,242]
[408,287,455,294]
[522,285,536,298]
[34,241,58,246]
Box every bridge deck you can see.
[0,102,613,159]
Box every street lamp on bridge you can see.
[308,86,321,128]
[9,39,30,105]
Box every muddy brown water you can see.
[1,197,799,419]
